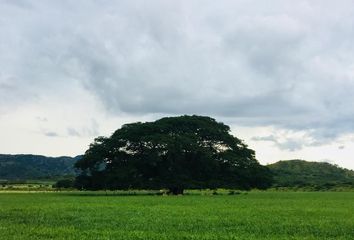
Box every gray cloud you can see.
[252,135,304,151]
[67,128,81,137]
[36,117,48,123]
[67,119,99,137]
[44,131,59,137]
[1,0,354,146]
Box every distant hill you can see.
[268,160,354,189]
[0,154,81,181]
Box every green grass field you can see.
[0,192,353,239]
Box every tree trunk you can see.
[168,187,184,195]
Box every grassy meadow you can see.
[0,191,353,239]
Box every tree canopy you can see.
[74,115,272,194]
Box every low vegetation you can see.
[0,192,353,239]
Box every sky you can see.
[1,0,354,169]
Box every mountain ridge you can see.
[0,154,81,180]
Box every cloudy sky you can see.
[1,0,354,169]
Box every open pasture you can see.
[0,192,353,239]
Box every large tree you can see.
[75,115,272,194]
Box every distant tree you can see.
[75,115,273,194]
[0,180,7,188]
[53,179,74,189]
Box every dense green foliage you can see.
[75,115,272,193]
[0,154,79,180]
[268,160,354,190]
[52,178,75,189]
[0,192,353,239]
